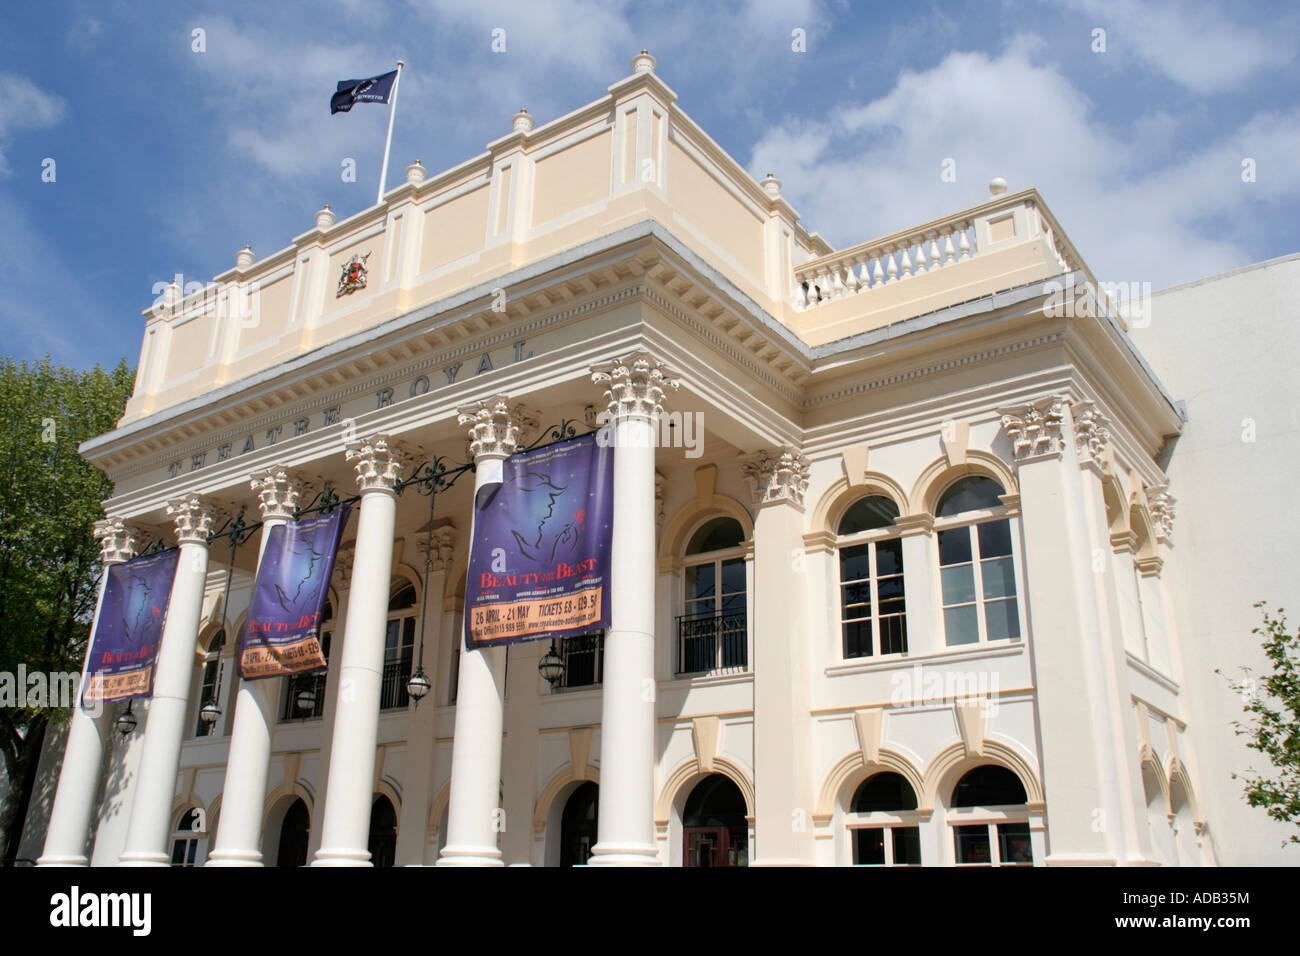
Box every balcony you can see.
[280,671,327,722]
[380,661,412,711]
[677,610,748,677]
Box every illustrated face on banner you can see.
[465,434,614,648]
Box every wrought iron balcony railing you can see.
[676,610,747,676]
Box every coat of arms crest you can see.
[337,252,371,297]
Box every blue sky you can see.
[2,0,1298,370]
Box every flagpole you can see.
[376,59,404,206]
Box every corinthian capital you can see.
[998,395,1068,461]
[344,434,410,493]
[166,494,219,545]
[457,396,537,460]
[249,466,305,520]
[1070,400,1111,464]
[418,522,458,572]
[94,517,139,564]
[1146,482,1176,543]
[741,447,811,508]
[591,351,679,420]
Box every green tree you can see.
[1221,602,1300,845]
[0,355,134,862]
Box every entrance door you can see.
[681,775,749,867]
[560,781,598,866]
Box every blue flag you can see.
[330,70,397,114]
[82,548,180,706]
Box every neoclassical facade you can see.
[31,52,1212,867]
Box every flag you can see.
[330,70,398,115]
[464,434,614,648]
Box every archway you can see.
[368,795,398,867]
[682,774,748,867]
[276,798,310,868]
[560,782,599,867]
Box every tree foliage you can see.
[0,355,134,861]
[1222,602,1300,845]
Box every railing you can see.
[379,660,412,710]
[280,671,327,721]
[677,610,748,676]
[791,188,1092,312]
[556,632,604,690]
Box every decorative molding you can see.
[591,350,679,420]
[1146,482,1175,543]
[249,465,304,520]
[344,433,410,492]
[1070,399,1111,464]
[955,702,987,757]
[841,444,869,486]
[94,517,140,564]
[998,394,1068,461]
[333,541,356,582]
[457,395,537,459]
[740,447,811,508]
[417,521,457,571]
[691,716,721,774]
[940,421,970,466]
[852,707,883,766]
[655,470,666,532]
[166,494,219,545]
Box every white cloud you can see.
[0,73,67,176]
[1057,0,1295,93]
[747,39,1300,290]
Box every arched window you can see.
[276,798,310,868]
[678,517,747,675]
[282,601,334,721]
[682,774,748,867]
[170,807,206,866]
[949,765,1033,866]
[836,496,906,659]
[368,795,398,867]
[935,477,1021,647]
[847,771,921,865]
[382,581,417,709]
[194,630,225,737]
[560,782,599,866]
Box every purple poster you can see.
[82,548,180,706]
[465,433,613,648]
[238,504,352,680]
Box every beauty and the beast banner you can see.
[465,433,613,648]
[238,504,352,680]
[82,548,181,706]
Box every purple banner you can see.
[82,548,180,706]
[238,504,352,680]
[465,433,613,648]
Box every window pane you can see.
[954,824,992,864]
[937,477,1005,517]
[686,564,716,601]
[944,605,980,646]
[880,613,907,655]
[937,528,972,566]
[687,517,745,555]
[877,574,905,603]
[838,496,899,535]
[853,828,886,865]
[985,597,1021,641]
[941,565,976,605]
[720,591,746,613]
[981,556,1016,599]
[841,581,871,612]
[720,558,746,595]
[171,840,186,865]
[892,827,922,865]
[843,620,872,658]
[839,544,870,583]
[977,518,1013,558]
[998,822,1033,865]
[875,538,903,576]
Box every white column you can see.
[588,352,678,866]
[439,396,534,867]
[501,638,541,865]
[313,435,408,866]
[307,580,352,861]
[207,467,304,866]
[119,495,217,866]
[37,519,139,866]
[743,448,817,865]
[395,527,454,866]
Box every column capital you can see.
[1145,482,1176,544]
[740,447,811,509]
[165,494,219,545]
[344,433,411,493]
[591,350,679,420]
[93,516,140,564]
[418,520,458,571]
[1070,399,1111,465]
[333,541,356,582]
[998,394,1068,462]
[457,395,537,460]
[249,465,305,521]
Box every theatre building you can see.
[30,52,1222,867]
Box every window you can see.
[170,808,205,866]
[837,496,906,658]
[949,765,1033,866]
[556,632,604,689]
[282,602,333,721]
[194,630,225,737]
[847,772,921,865]
[935,477,1020,647]
[382,582,417,710]
[678,517,747,675]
